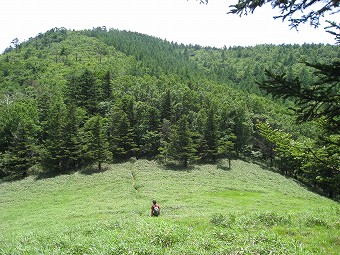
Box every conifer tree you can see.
[1,122,38,177]
[161,90,172,121]
[0,100,36,177]
[67,69,100,115]
[231,109,253,157]
[135,102,161,158]
[83,115,111,171]
[226,0,339,197]
[203,107,218,162]
[62,104,86,170]
[40,99,68,173]
[102,70,112,101]
[168,115,197,168]
[108,106,137,160]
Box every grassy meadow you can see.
[0,159,339,254]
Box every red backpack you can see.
[152,204,160,216]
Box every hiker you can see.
[151,199,160,217]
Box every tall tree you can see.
[40,99,68,173]
[83,115,111,171]
[102,70,113,101]
[62,104,86,170]
[231,109,253,157]
[168,115,197,168]
[227,0,340,197]
[257,122,339,198]
[134,102,161,158]
[108,105,137,160]
[203,107,218,162]
[260,62,340,132]
[161,90,172,121]
[67,69,101,115]
[0,99,39,177]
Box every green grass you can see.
[0,159,339,254]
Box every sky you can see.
[0,0,338,52]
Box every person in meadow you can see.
[151,199,160,217]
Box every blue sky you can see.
[0,0,337,52]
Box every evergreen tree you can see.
[161,90,172,121]
[40,99,68,173]
[83,115,111,171]
[67,69,101,115]
[217,135,236,169]
[228,0,338,30]
[102,70,112,101]
[203,107,218,162]
[231,109,253,157]
[0,99,39,177]
[158,118,172,162]
[1,122,38,177]
[62,104,86,170]
[168,115,197,168]
[135,102,161,158]
[257,122,339,198]
[108,106,137,160]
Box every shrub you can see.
[305,216,329,228]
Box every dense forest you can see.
[0,27,339,198]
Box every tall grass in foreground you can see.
[0,160,339,254]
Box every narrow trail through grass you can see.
[0,159,339,254]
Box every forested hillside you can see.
[0,27,339,198]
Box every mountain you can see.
[0,27,339,197]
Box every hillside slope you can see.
[1,27,304,179]
[1,160,339,254]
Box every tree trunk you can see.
[184,158,188,169]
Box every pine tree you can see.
[203,107,218,162]
[231,109,253,157]
[102,70,112,101]
[83,115,111,171]
[62,104,85,170]
[67,69,100,115]
[108,106,137,160]
[168,115,197,168]
[161,90,172,121]
[0,99,39,177]
[1,122,38,177]
[40,99,68,173]
[135,102,161,158]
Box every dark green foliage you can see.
[167,115,198,168]
[261,61,340,131]
[134,102,160,158]
[160,90,172,121]
[230,109,253,157]
[0,119,38,177]
[0,98,39,177]
[40,99,68,173]
[202,107,218,162]
[0,27,339,198]
[108,105,137,160]
[67,69,101,115]
[83,115,111,171]
[62,104,86,170]
[228,0,338,30]
[101,71,113,101]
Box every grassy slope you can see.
[0,160,339,254]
